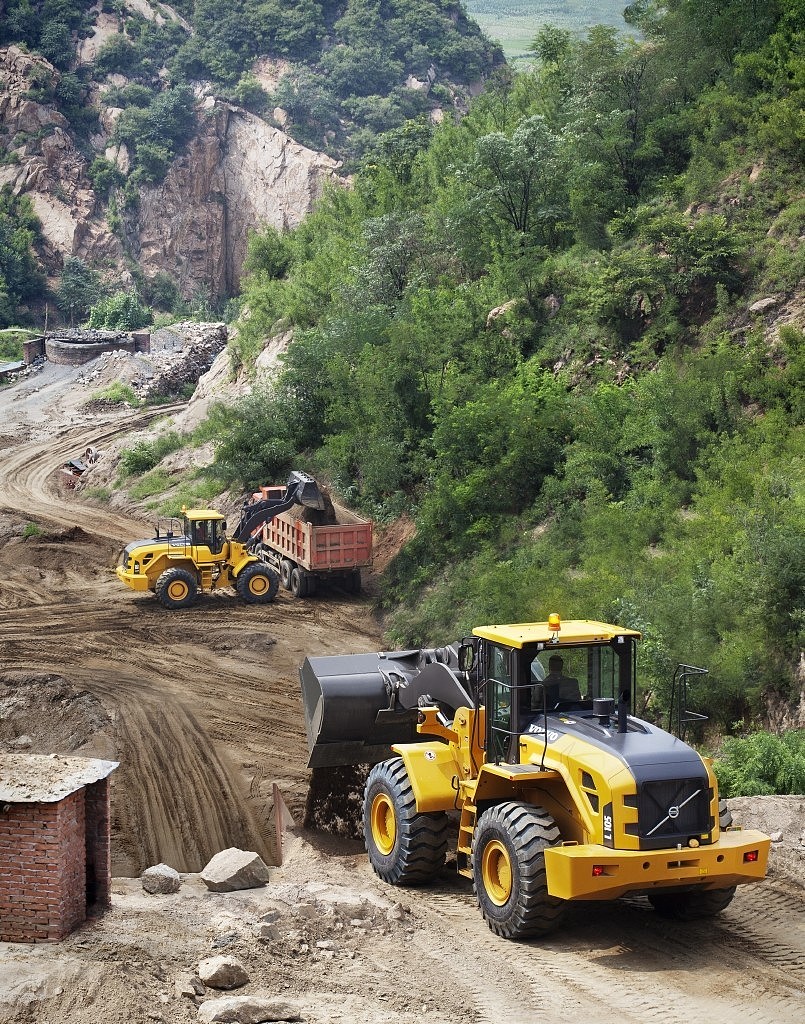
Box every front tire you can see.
[235,563,279,604]
[472,802,565,940]
[363,758,448,886]
[155,567,198,609]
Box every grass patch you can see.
[89,382,141,406]
[128,469,174,499]
[84,486,112,503]
[119,431,184,477]
[156,477,226,516]
[21,522,43,538]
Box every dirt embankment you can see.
[0,358,803,1024]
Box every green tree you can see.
[57,258,102,325]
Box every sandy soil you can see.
[0,359,804,1024]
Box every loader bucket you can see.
[299,645,473,769]
[286,470,326,511]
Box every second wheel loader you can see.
[300,614,770,940]
[116,471,325,609]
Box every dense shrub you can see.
[715,731,805,796]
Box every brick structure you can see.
[0,755,117,943]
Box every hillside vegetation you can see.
[207,0,803,729]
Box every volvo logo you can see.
[668,805,680,819]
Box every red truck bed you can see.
[255,487,373,573]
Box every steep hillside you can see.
[0,0,501,320]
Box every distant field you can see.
[465,0,633,61]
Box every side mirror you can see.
[458,642,475,673]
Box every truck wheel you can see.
[155,567,198,610]
[364,758,448,886]
[648,886,737,920]
[236,564,279,603]
[280,559,294,590]
[472,802,565,940]
[346,569,362,594]
[289,566,307,598]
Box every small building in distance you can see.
[0,754,118,942]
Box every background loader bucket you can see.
[299,645,473,768]
[287,471,326,511]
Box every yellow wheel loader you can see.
[300,615,770,940]
[116,471,325,609]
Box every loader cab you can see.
[474,619,639,764]
[184,511,227,556]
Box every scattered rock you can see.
[201,848,270,892]
[141,863,182,895]
[198,955,250,990]
[175,973,206,1000]
[197,995,302,1023]
[749,296,779,313]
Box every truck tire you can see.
[346,569,362,594]
[289,566,307,598]
[235,563,279,603]
[648,886,737,920]
[280,559,294,590]
[364,758,448,886]
[155,567,198,610]
[472,802,565,940]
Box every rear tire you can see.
[280,559,294,590]
[155,567,197,609]
[364,758,448,886]
[648,886,737,920]
[472,802,565,940]
[235,563,279,603]
[289,566,308,598]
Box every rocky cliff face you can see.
[133,100,344,300]
[0,44,344,301]
[0,46,123,277]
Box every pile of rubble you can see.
[76,322,228,404]
[139,323,228,401]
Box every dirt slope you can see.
[0,360,803,1024]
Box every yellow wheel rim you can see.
[482,839,512,906]
[168,580,188,601]
[370,793,397,856]
[249,574,269,595]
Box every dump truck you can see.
[300,614,770,939]
[250,485,373,598]
[116,471,326,609]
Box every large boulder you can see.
[201,848,270,892]
[141,863,182,894]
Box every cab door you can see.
[485,642,515,764]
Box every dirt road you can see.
[0,360,804,1024]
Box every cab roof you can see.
[472,619,641,649]
[183,510,225,521]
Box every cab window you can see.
[486,643,513,762]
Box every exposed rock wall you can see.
[0,45,344,302]
[0,46,124,273]
[134,101,344,299]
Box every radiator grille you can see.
[637,777,710,847]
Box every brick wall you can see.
[0,790,87,942]
[84,778,112,910]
